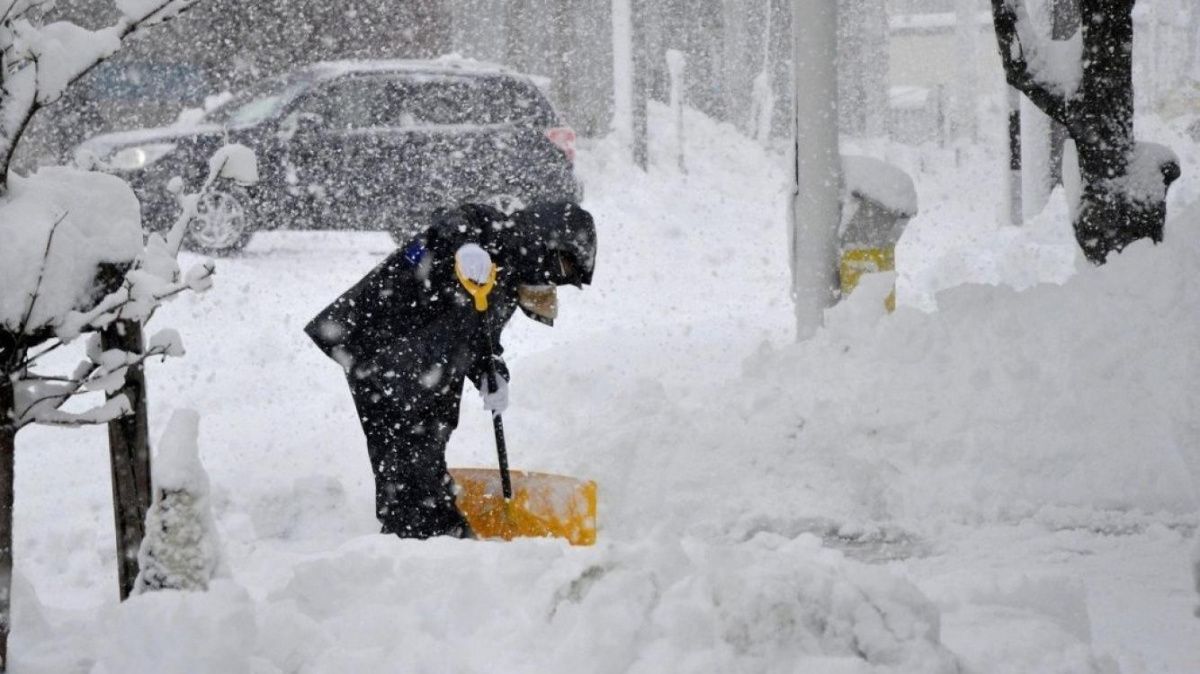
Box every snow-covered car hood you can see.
[76,123,226,159]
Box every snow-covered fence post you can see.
[133,410,220,594]
[666,49,687,174]
[791,0,842,340]
[101,319,152,600]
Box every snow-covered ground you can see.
[10,107,1200,672]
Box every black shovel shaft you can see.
[481,314,513,501]
[486,367,513,501]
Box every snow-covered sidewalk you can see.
[10,109,1199,672]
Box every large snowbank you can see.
[0,167,141,333]
[86,534,958,674]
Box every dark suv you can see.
[76,59,582,253]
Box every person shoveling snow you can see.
[305,202,596,540]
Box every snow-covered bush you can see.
[134,410,221,594]
[3,167,215,429]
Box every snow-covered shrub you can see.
[134,410,221,593]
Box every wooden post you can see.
[101,320,152,601]
[0,372,15,671]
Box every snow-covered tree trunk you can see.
[792,0,842,340]
[133,410,220,594]
[991,0,1181,264]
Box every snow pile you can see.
[843,155,919,217]
[208,143,259,186]
[720,207,1200,525]
[0,167,142,333]
[93,581,255,674]
[928,572,1119,674]
[95,534,959,673]
[134,410,222,593]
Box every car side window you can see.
[298,77,394,130]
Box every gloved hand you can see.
[480,374,509,415]
[455,243,493,284]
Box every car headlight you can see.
[105,143,176,171]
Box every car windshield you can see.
[205,75,311,127]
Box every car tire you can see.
[184,182,255,255]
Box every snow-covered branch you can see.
[0,0,200,183]
[990,0,1082,134]
[12,330,183,428]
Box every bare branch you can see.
[13,210,67,339]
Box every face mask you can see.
[517,284,558,326]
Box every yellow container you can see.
[840,246,897,312]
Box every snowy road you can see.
[10,111,1200,672]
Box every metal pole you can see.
[1049,0,1079,186]
[1007,86,1023,225]
[791,0,842,340]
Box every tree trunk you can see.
[992,0,1179,264]
[0,373,15,672]
[1072,0,1137,262]
[101,320,152,601]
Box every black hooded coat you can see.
[305,204,518,538]
[306,201,596,539]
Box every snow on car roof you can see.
[303,56,531,81]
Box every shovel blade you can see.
[450,468,597,546]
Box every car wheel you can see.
[184,183,254,255]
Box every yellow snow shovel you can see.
[451,257,598,546]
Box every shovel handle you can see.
[481,312,513,501]
[486,365,513,501]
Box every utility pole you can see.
[791,0,842,340]
[612,0,648,169]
